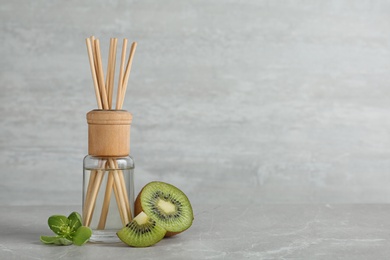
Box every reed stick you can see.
[84,169,105,227]
[109,159,130,224]
[82,168,97,226]
[109,38,117,109]
[116,39,127,110]
[112,175,125,225]
[105,38,114,109]
[120,42,137,109]
[118,165,132,220]
[95,39,109,110]
[90,36,98,77]
[86,38,102,109]
[97,167,115,230]
[84,36,101,227]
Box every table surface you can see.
[1,204,390,260]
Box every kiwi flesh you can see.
[117,211,166,247]
[135,181,193,236]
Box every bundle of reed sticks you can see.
[84,36,137,229]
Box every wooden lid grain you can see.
[87,110,132,157]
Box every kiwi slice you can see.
[117,211,166,247]
[135,181,194,236]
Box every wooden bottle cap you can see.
[87,110,132,157]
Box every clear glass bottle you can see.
[83,155,134,242]
[83,110,134,243]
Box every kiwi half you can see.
[117,211,166,247]
[135,181,193,236]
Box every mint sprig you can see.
[40,212,92,246]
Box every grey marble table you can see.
[1,204,389,259]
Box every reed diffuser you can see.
[83,36,137,242]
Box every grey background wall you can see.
[1,0,390,206]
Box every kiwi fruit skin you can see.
[164,230,179,237]
[134,191,143,217]
[117,211,167,247]
[134,181,194,237]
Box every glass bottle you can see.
[83,110,134,243]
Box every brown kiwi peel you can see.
[134,190,143,216]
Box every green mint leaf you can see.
[68,212,82,233]
[40,236,57,244]
[42,211,89,246]
[40,236,72,246]
[48,215,70,236]
[72,226,92,246]
[52,237,73,246]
